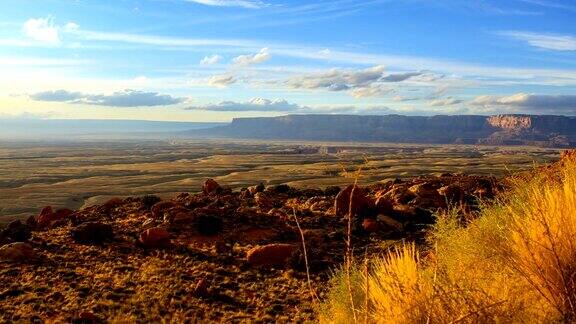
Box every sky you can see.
[0,0,575,122]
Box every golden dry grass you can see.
[320,156,576,323]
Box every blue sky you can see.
[0,0,575,121]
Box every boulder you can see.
[0,242,35,262]
[139,227,171,248]
[381,185,416,205]
[71,222,114,244]
[151,201,177,219]
[246,243,297,267]
[202,179,221,195]
[362,219,380,233]
[37,207,73,229]
[1,220,32,242]
[374,195,394,214]
[163,206,193,224]
[101,197,124,214]
[334,185,375,217]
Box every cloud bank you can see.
[471,93,576,113]
[29,89,186,107]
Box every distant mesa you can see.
[188,114,576,148]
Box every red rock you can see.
[334,185,374,217]
[0,242,35,262]
[254,192,273,209]
[101,197,124,213]
[362,219,380,233]
[202,179,221,195]
[246,243,297,267]
[382,185,416,205]
[151,201,177,219]
[36,207,73,229]
[164,206,193,224]
[71,222,114,244]
[139,227,171,248]
[375,195,394,214]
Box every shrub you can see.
[319,157,576,323]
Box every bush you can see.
[319,157,576,323]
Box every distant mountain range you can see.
[0,119,225,140]
[190,114,576,148]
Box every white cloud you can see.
[185,98,401,115]
[232,48,271,66]
[187,98,302,112]
[471,93,576,113]
[286,65,386,91]
[284,66,438,97]
[429,97,464,106]
[207,74,236,87]
[381,71,423,82]
[200,54,222,65]
[183,0,268,9]
[64,22,80,31]
[350,86,394,98]
[498,31,576,51]
[29,89,187,107]
[23,17,60,45]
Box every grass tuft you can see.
[320,157,576,323]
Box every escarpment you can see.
[191,114,576,147]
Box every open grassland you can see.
[0,139,559,224]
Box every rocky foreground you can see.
[0,172,502,322]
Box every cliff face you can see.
[488,115,533,130]
[488,115,576,134]
[192,114,576,148]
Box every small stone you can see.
[203,179,221,195]
[71,222,114,244]
[0,242,35,262]
[246,243,297,267]
[139,227,170,248]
